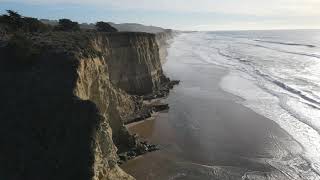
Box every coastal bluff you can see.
[0,31,173,180]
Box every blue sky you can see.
[1,0,320,31]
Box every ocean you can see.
[171,30,320,179]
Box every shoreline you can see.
[121,53,306,179]
[219,70,320,178]
[116,79,180,164]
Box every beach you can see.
[121,31,320,179]
[121,63,301,179]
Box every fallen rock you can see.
[152,104,169,112]
[117,139,159,164]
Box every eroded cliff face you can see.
[106,32,167,95]
[0,31,172,180]
[75,56,136,180]
[156,29,175,64]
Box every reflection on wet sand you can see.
[121,34,311,179]
[121,68,300,179]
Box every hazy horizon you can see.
[1,0,320,31]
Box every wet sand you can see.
[119,33,309,180]
[121,65,302,179]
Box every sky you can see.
[0,0,320,31]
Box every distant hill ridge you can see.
[40,19,168,33]
[109,22,166,33]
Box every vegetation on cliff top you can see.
[0,10,119,34]
[0,10,51,33]
[54,19,80,32]
[0,10,124,65]
[0,10,159,67]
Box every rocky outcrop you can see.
[0,31,174,180]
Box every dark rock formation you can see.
[124,102,170,125]
[118,139,160,165]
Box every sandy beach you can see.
[121,63,302,179]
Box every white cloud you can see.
[2,0,319,30]
[188,20,320,31]
[2,0,320,16]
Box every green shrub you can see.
[54,19,80,32]
[22,17,51,32]
[0,10,23,31]
[0,10,51,33]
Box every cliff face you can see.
[106,33,166,95]
[156,29,175,64]
[75,56,135,180]
[0,31,172,180]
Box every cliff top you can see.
[0,31,158,66]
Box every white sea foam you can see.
[220,71,320,179]
[173,31,320,179]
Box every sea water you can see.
[169,30,320,179]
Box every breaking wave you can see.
[255,39,316,48]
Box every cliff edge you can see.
[0,31,174,180]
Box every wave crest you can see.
[255,39,316,48]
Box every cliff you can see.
[106,32,166,95]
[0,31,173,180]
[156,29,175,64]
